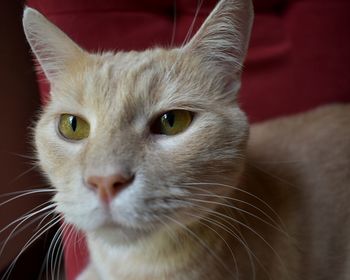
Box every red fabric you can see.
[26,0,350,279]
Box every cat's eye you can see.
[151,110,193,136]
[58,114,90,141]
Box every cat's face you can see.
[24,0,253,243]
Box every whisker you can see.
[185,208,271,280]
[170,0,177,46]
[162,214,234,277]
[199,212,257,280]
[39,222,65,280]
[181,0,203,48]
[0,201,52,236]
[0,188,55,206]
[180,183,285,232]
[9,164,39,185]
[1,214,62,280]
[187,197,288,237]
[155,216,180,246]
[55,222,70,280]
[184,211,240,279]
[63,223,84,272]
[184,182,287,231]
[0,203,56,257]
[167,0,203,81]
[35,204,58,231]
[8,152,37,161]
[190,203,287,277]
[48,223,59,280]
[248,163,298,189]
[50,222,76,280]
[48,222,65,280]
[72,226,82,269]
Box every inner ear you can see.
[23,7,85,82]
[184,0,254,75]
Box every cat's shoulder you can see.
[248,103,350,160]
[246,103,350,206]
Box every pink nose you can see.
[87,173,134,202]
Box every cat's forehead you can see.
[90,48,181,86]
[56,48,203,116]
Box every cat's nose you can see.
[87,173,134,203]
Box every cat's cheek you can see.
[35,120,86,176]
[54,187,109,231]
[156,133,188,151]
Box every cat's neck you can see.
[86,222,233,279]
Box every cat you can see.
[22,0,350,279]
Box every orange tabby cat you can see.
[22,0,350,279]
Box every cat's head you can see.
[23,0,253,243]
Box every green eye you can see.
[152,110,193,136]
[58,114,90,141]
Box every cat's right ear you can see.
[23,7,84,82]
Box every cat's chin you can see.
[88,222,155,245]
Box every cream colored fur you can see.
[23,0,350,279]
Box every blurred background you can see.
[0,0,57,279]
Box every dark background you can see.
[0,0,56,278]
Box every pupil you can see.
[165,112,175,127]
[70,116,77,131]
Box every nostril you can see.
[86,173,134,201]
[113,174,134,188]
[110,174,134,196]
[110,173,134,186]
[87,176,100,190]
[112,181,124,190]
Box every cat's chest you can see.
[87,236,181,280]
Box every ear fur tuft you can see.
[23,7,84,82]
[184,0,254,79]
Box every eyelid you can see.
[150,109,196,123]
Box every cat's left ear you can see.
[183,0,254,92]
[23,7,85,82]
